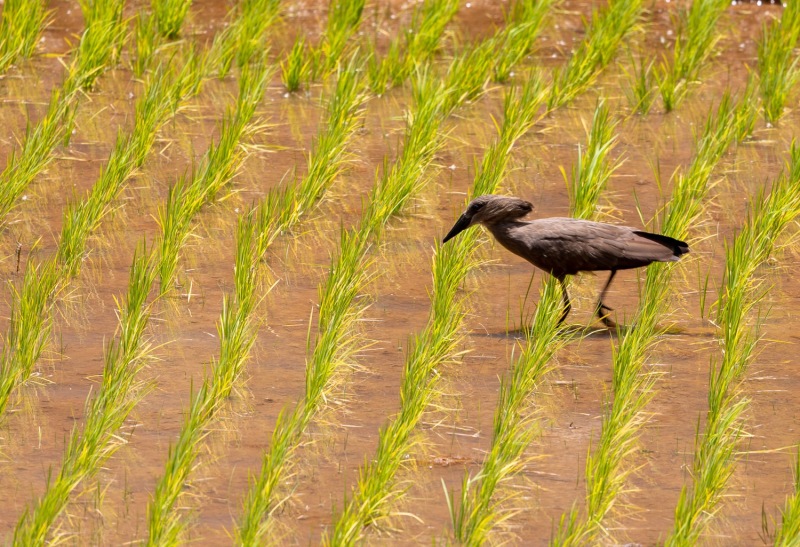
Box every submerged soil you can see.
[0,0,797,545]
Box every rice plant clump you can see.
[152,0,193,39]
[548,0,643,109]
[0,0,49,73]
[657,0,730,111]
[757,0,800,125]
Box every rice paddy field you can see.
[0,0,799,544]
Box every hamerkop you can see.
[442,195,689,326]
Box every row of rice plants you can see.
[145,63,368,546]
[368,0,459,94]
[327,74,548,546]
[547,0,643,109]
[667,143,800,545]
[135,0,280,80]
[283,0,366,91]
[0,0,125,225]
[450,100,618,546]
[0,0,48,73]
[554,92,756,545]
[12,243,158,545]
[657,0,730,112]
[10,6,285,542]
[156,58,273,295]
[757,0,800,125]
[0,48,206,422]
[237,67,451,547]
[236,19,543,537]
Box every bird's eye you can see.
[469,202,485,213]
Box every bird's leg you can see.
[557,276,571,326]
[596,270,617,328]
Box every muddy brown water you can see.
[0,0,797,545]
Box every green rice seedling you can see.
[13,243,157,545]
[757,0,800,125]
[775,447,800,545]
[0,259,60,417]
[146,216,261,546]
[282,36,312,93]
[450,279,566,545]
[553,92,756,546]
[666,143,800,546]
[0,51,208,422]
[0,0,126,227]
[449,86,621,547]
[238,26,546,542]
[0,0,49,73]
[152,0,193,39]
[567,99,620,220]
[493,0,552,83]
[315,0,366,77]
[548,0,643,109]
[146,63,368,545]
[623,51,656,114]
[132,11,159,78]
[657,0,730,112]
[216,0,280,76]
[369,0,459,93]
[326,75,547,546]
[238,69,452,547]
[157,59,273,294]
[65,0,126,95]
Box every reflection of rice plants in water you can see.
[147,62,368,546]
[554,91,756,546]
[667,144,800,546]
[0,0,49,73]
[0,0,125,226]
[757,0,800,125]
[328,76,547,547]
[657,0,730,112]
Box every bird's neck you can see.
[485,220,527,238]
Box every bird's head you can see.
[442,195,533,243]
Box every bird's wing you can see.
[518,219,679,274]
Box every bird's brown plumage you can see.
[442,195,690,326]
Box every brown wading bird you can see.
[442,195,690,327]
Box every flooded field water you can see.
[0,0,798,545]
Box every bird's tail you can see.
[633,231,690,257]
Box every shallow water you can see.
[0,0,797,545]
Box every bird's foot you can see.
[597,303,617,329]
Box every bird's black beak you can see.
[442,214,471,243]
